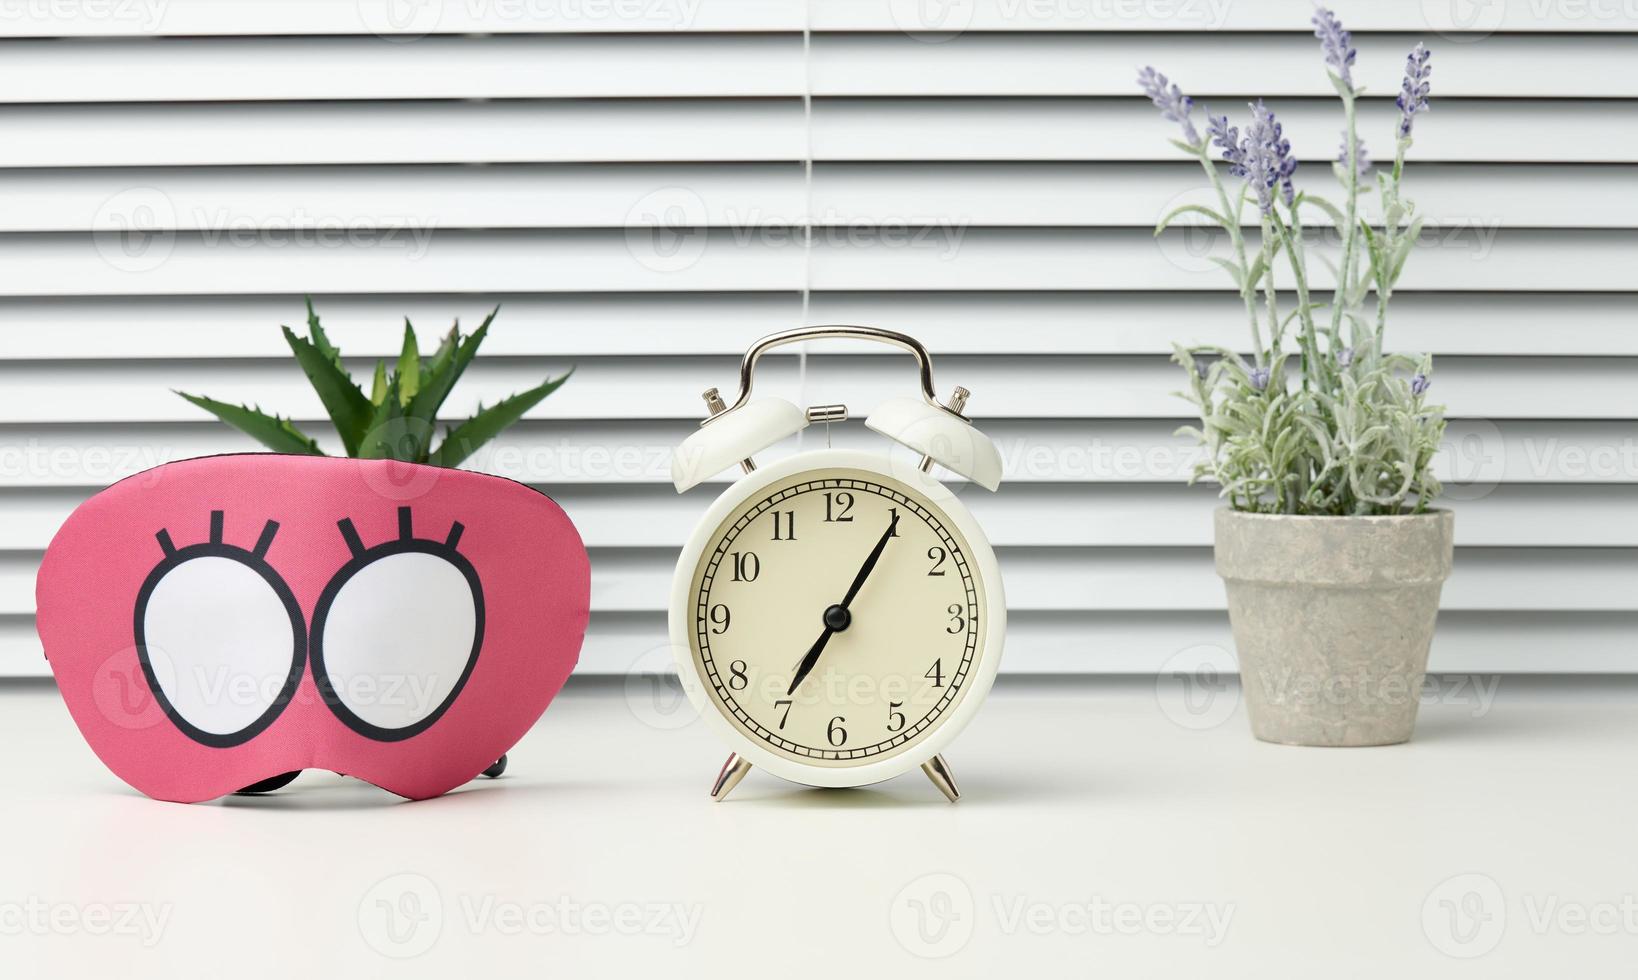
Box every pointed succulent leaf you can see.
[428,370,571,469]
[407,307,499,425]
[303,297,346,371]
[396,318,421,406]
[423,324,460,390]
[282,325,373,455]
[175,392,325,456]
[355,375,418,461]
[370,359,388,406]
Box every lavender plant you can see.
[1139,10,1445,516]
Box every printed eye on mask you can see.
[36,455,591,803]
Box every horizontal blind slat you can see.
[1,100,1630,168]
[1,418,1632,487]
[2,229,1635,296]
[6,34,1634,102]
[5,163,1632,232]
[2,292,1632,359]
[3,355,1631,422]
[7,0,1624,37]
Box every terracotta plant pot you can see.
[1214,508,1455,747]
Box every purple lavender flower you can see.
[1312,8,1356,91]
[1337,346,1354,368]
[1138,67,1200,146]
[1207,113,1243,170]
[1397,44,1433,138]
[1249,366,1271,391]
[1235,101,1298,213]
[1337,131,1371,178]
[1410,373,1431,396]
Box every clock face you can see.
[687,466,987,768]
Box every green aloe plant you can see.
[177,300,570,468]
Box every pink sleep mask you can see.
[36,454,590,803]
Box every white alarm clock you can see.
[668,326,1005,802]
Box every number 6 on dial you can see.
[667,327,1006,802]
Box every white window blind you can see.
[0,1,1634,676]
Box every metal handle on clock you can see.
[703,325,965,428]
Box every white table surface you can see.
[2,675,1634,977]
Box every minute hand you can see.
[839,511,899,609]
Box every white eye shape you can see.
[310,508,483,741]
[135,513,304,747]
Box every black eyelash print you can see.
[133,510,306,748]
[309,506,486,743]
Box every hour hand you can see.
[787,628,834,695]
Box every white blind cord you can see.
[796,3,814,445]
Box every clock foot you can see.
[922,754,960,803]
[709,753,753,802]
